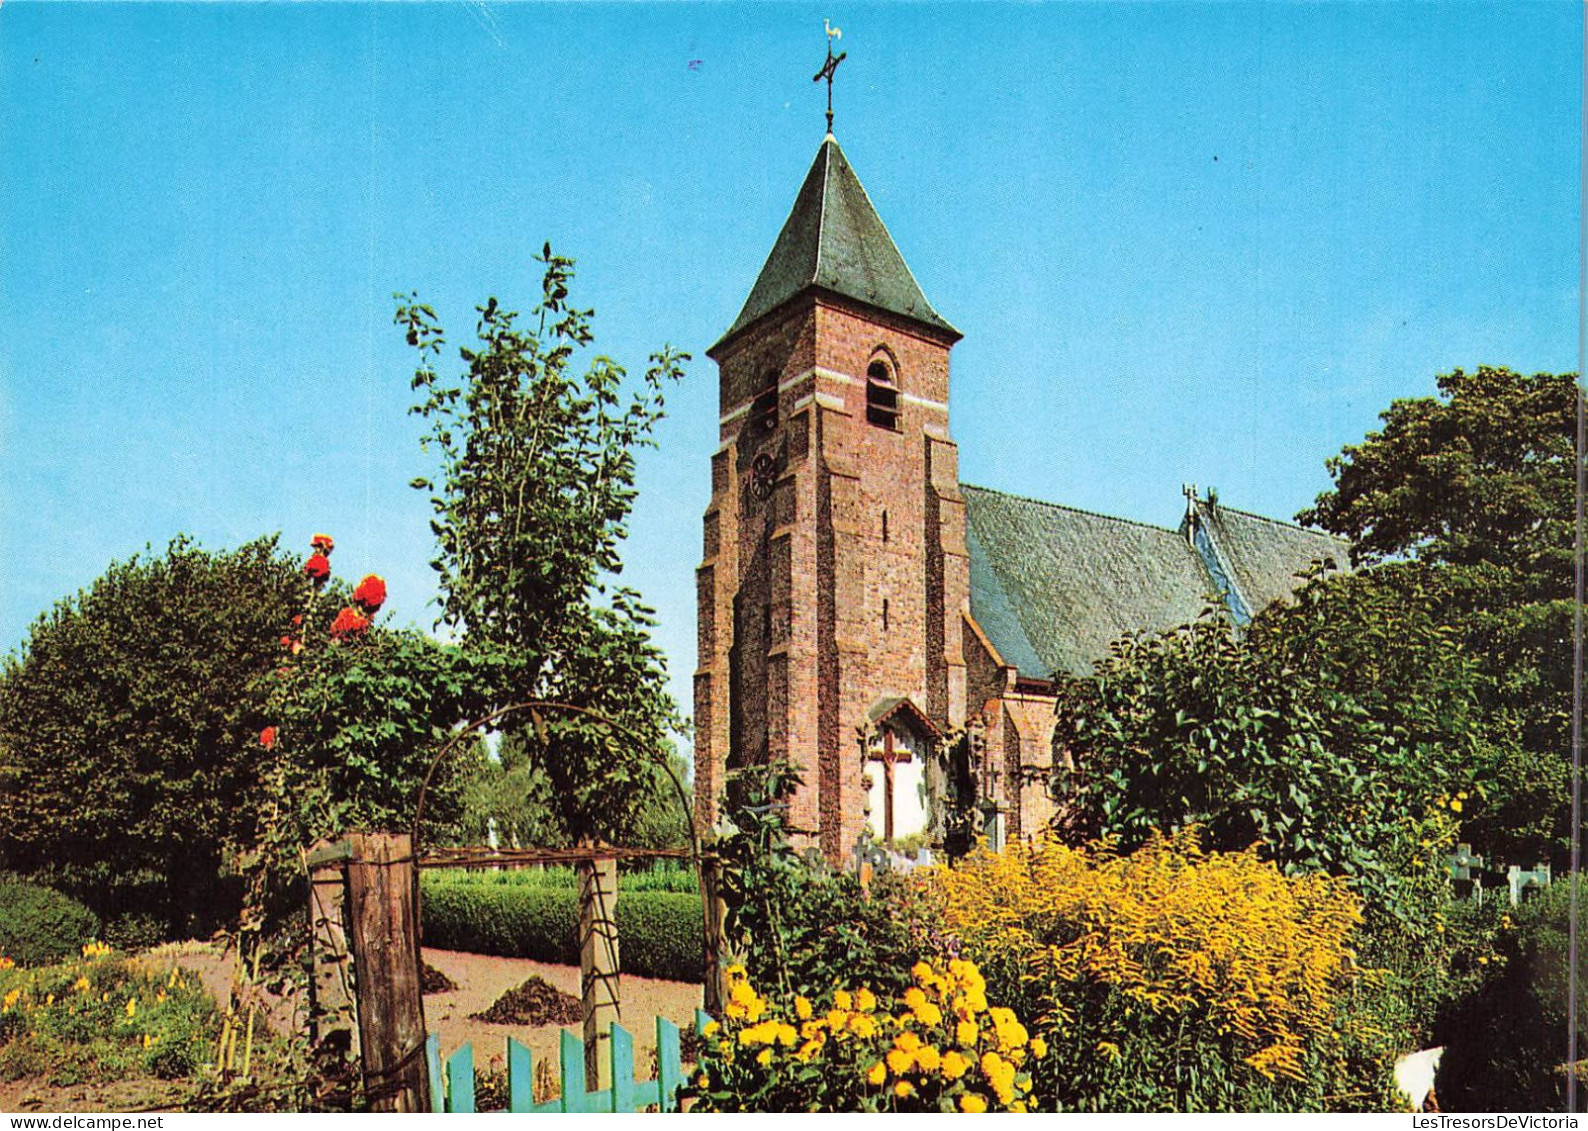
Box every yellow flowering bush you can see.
[689,960,1041,1111]
[926,829,1403,1111]
[0,945,220,1085]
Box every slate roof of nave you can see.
[1187,497,1353,620]
[961,484,1351,679]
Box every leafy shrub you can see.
[0,883,99,967]
[690,959,1040,1112]
[0,947,220,1086]
[1434,881,1582,1112]
[104,912,168,954]
[419,878,702,981]
[714,762,928,1002]
[926,830,1402,1112]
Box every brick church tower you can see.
[694,134,971,863]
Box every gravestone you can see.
[1507,863,1551,906]
[1445,843,1486,905]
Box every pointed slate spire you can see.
[713,137,959,352]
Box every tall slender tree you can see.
[397,247,688,844]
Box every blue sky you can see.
[1,3,1579,738]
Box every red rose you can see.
[329,606,371,640]
[303,553,331,583]
[291,615,303,626]
[280,635,293,649]
[352,575,387,613]
[310,533,335,554]
[260,726,277,750]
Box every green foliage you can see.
[1054,564,1521,926]
[0,951,219,1087]
[1297,366,1578,860]
[451,735,568,849]
[103,912,168,955]
[0,536,303,933]
[450,732,692,853]
[261,621,501,845]
[421,881,580,965]
[714,762,927,1003]
[1297,366,1574,587]
[244,548,503,934]
[618,892,703,981]
[1434,883,1582,1112]
[420,862,697,892]
[397,249,688,846]
[618,862,698,893]
[0,884,99,968]
[418,875,702,981]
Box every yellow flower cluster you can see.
[0,953,202,1065]
[1437,791,1470,815]
[702,959,1039,1111]
[0,957,14,971]
[927,828,1364,1084]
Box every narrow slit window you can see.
[882,510,889,543]
[866,360,900,430]
[882,598,890,632]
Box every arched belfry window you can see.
[865,359,900,431]
[750,379,778,435]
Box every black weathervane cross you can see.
[813,20,847,135]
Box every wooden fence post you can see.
[577,850,621,1092]
[345,832,428,1112]
[305,839,359,1059]
[699,851,726,1016]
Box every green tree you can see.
[396,248,689,845]
[1052,565,1519,918]
[452,734,691,851]
[0,536,303,933]
[1297,366,1578,859]
[257,619,503,856]
[1296,367,1574,587]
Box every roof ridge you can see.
[814,138,831,284]
[961,481,1180,536]
[1200,498,1347,539]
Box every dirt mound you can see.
[421,960,458,994]
[469,975,582,1026]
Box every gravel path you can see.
[421,947,704,1082]
[0,944,703,1113]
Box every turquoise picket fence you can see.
[424,1010,710,1113]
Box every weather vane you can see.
[813,20,846,135]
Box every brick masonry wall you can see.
[698,291,1062,856]
[699,294,972,861]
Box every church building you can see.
[693,130,1349,863]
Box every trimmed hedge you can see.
[420,880,702,982]
[618,893,703,982]
[0,882,99,967]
